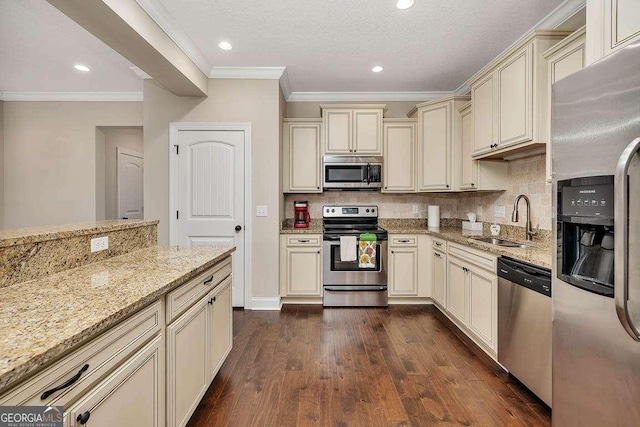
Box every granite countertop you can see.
[0,220,159,248]
[279,219,323,234]
[0,245,235,392]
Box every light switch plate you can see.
[256,206,268,217]
[91,236,109,253]
[494,205,506,218]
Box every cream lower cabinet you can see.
[65,335,164,427]
[388,235,429,299]
[431,239,447,308]
[208,280,232,379]
[280,235,322,297]
[587,0,640,64]
[282,119,322,193]
[446,256,468,324]
[382,119,416,193]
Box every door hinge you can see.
[176,210,179,220]
[174,144,179,154]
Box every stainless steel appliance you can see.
[497,257,552,406]
[323,156,382,190]
[322,205,388,306]
[552,39,640,426]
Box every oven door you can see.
[323,240,387,286]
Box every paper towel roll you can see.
[428,205,440,228]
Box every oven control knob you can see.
[366,209,370,213]
[331,209,335,213]
[372,208,375,213]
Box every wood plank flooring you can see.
[187,305,550,427]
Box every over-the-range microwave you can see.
[323,156,382,190]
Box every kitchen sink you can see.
[472,237,528,248]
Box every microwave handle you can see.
[366,164,370,184]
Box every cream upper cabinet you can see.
[382,119,416,193]
[587,0,640,64]
[456,102,508,192]
[431,247,447,308]
[280,235,322,297]
[544,27,586,182]
[469,30,571,160]
[412,96,469,192]
[321,104,385,155]
[282,119,322,193]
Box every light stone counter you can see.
[0,245,235,392]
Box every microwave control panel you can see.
[561,183,614,217]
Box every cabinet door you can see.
[283,246,322,296]
[468,267,498,352]
[605,0,640,55]
[418,103,450,191]
[167,296,209,427]
[353,109,383,155]
[285,122,321,192]
[388,246,418,296]
[431,250,446,307]
[459,105,477,190]
[383,121,416,192]
[208,278,232,381]
[65,336,163,427]
[323,110,352,154]
[446,257,468,324]
[497,44,533,147]
[472,74,495,154]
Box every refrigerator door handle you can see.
[615,137,640,341]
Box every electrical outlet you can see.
[256,206,268,217]
[494,205,506,218]
[90,236,109,253]
[412,205,419,214]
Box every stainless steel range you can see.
[322,205,388,307]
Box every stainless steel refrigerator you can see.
[552,40,640,425]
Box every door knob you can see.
[235,225,242,232]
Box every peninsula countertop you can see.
[0,245,235,392]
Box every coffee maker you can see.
[294,201,311,228]
[557,176,615,296]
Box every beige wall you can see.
[279,88,286,221]
[102,127,144,220]
[143,78,282,300]
[285,101,422,119]
[0,101,4,228]
[3,101,142,228]
[284,154,552,230]
[95,128,106,221]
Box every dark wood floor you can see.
[187,305,550,427]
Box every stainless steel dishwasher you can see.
[497,256,552,407]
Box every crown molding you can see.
[286,91,453,102]
[209,67,287,80]
[279,68,292,100]
[134,0,212,76]
[130,66,152,79]
[0,92,143,102]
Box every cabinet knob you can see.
[317,250,320,254]
[77,411,91,425]
[391,250,395,254]
[471,183,475,187]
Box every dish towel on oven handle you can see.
[339,235,357,262]
[358,233,377,269]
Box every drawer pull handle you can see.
[435,242,442,247]
[77,411,91,425]
[434,252,442,258]
[41,364,89,400]
[298,239,310,243]
[203,275,215,285]
[398,239,410,243]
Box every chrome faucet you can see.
[511,195,539,241]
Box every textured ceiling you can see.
[0,0,141,93]
[157,0,566,92]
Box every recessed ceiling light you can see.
[218,41,233,51]
[396,0,415,10]
[372,66,384,73]
[74,64,90,72]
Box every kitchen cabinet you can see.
[431,239,447,308]
[64,335,164,427]
[469,30,571,160]
[208,277,232,381]
[586,0,640,65]
[280,235,322,297]
[321,105,385,155]
[388,235,419,296]
[382,119,416,193]
[456,101,507,191]
[282,119,322,193]
[410,96,470,192]
[467,266,497,352]
[446,256,468,324]
[543,27,586,182]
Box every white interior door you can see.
[173,128,246,307]
[117,148,144,220]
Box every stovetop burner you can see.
[322,205,387,241]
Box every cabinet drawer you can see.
[432,238,447,251]
[390,235,418,247]
[0,300,163,407]
[285,235,321,246]
[448,242,496,272]
[165,257,232,325]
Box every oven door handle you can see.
[324,286,387,292]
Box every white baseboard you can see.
[250,297,282,310]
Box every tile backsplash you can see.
[285,153,552,230]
